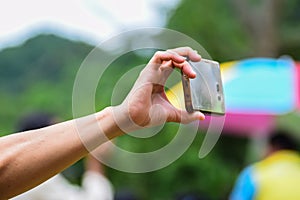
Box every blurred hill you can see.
[0,34,92,94]
[0,35,93,134]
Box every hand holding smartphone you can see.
[182,58,225,115]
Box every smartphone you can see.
[181,58,225,115]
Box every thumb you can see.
[180,111,205,124]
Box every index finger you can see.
[149,51,186,66]
[169,47,201,62]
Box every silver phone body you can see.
[182,59,225,115]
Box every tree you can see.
[166,0,300,59]
[230,0,282,57]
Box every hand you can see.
[113,47,205,132]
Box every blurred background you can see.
[1,0,300,199]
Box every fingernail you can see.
[199,112,205,121]
[191,70,197,77]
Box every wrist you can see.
[95,106,124,139]
[108,105,143,134]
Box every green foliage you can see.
[108,128,248,200]
[166,0,300,61]
[279,0,300,59]
[166,0,251,62]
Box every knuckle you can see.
[184,46,193,52]
[154,51,164,57]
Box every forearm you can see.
[0,107,122,199]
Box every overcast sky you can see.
[0,0,179,50]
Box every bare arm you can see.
[0,107,120,199]
[0,47,204,199]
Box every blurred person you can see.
[0,47,205,199]
[230,129,300,200]
[12,112,114,200]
